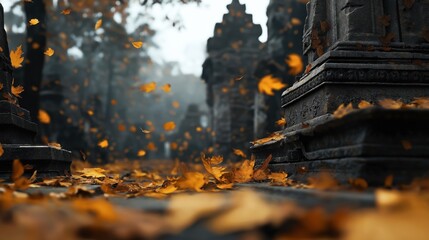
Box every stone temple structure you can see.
[202,0,264,158]
[255,0,308,134]
[0,3,71,178]
[252,0,429,185]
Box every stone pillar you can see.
[202,0,263,158]
[252,0,429,185]
[0,4,71,178]
[255,0,308,134]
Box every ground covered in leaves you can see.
[0,156,429,240]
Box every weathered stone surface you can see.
[0,3,71,178]
[252,0,429,185]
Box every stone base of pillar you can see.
[0,101,72,179]
[251,108,429,186]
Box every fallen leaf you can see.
[268,172,289,185]
[333,103,354,118]
[44,47,55,56]
[12,159,24,181]
[72,198,117,221]
[233,159,255,183]
[379,99,404,109]
[175,172,206,191]
[132,41,143,49]
[358,100,373,109]
[10,45,24,69]
[95,19,103,30]
[285,54,304,75]
[253,155,272,181]
[78,168,106,178]
[38,109,51,124]
[29,18,39,25]
[201,153,227,182]
[139,82,157,93]
[258,75,287,96]
[163,121,176,132]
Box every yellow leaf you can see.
[163,121,176,132]
[12,159,24,181]
[176,172,206,191]
[379,99,404,109]
[291,17,302,26]
[139,82,157,93]
[201,154,227,182]
[44,47,55,56]
[29,18,39,26]
[157,184,177,194]
[10,45,24,69]
[233,149,247,158]
[98,139,109,148]
[233,159,255,183]
[358,100,373,109]
[276,118,287,127]
[161,83,171,93]
[78,168,106,178]
[258,75,287,96]
[285,54,304,75]
[95,19,102,30]
[268,172,289,185]
[137,150,146,157]
[61,9,71,15]
[132,41,143,49]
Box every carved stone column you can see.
[202,0,263,158]
[0,4,71,178]
[252,0,429,185]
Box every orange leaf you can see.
[358,100,373,109]
[78,168,106,178]
[10,45,24,69]
[95,19,102,30]
[258,75,287,96]
[29,18,39,26]
[44,47,55,56]
[38,109,51,124]
[139,82,157,93]
[333,103,354,119]
[253,155,273,181]
[0,143,3,157]
[233,159,255,183]
[61,9,71,15]
[163,121,176,132]
[285,54,304,75]
[176,172,206,191]
[161,83,171,93]
[276,118,287,127]
[233,149,247,158]
[137,150,146,157]
[12,159,24,181]
[98,139,109,148]
[132,41,143,49]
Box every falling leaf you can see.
[137,150,146,157]
[385,175,394,188]
[11,83,24,98]
[258,75,287,96]
[285,54,304,75]
[140,128,151,134]
[0,143,3,157]
[172,101,180,109]
[163,121,176,132]
[201,153,227,182]
[38,110,51,124]
[95,19,103,30]
[358,100,373,109]
[291,18,302,26]
[276,118,287,127]
[233,149,247,158]
[161,84,171,93]
[132,41,143,49]
[98,139,109,148]
[29,18,39,26]
[12,159,24,181]
[401,140,412,150]
[139,82,157,93]
[44,47,55,56]
[10,45,24,69]
[61,9,71,15]
[333,103,354,119]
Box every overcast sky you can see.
[2,0,270,76]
